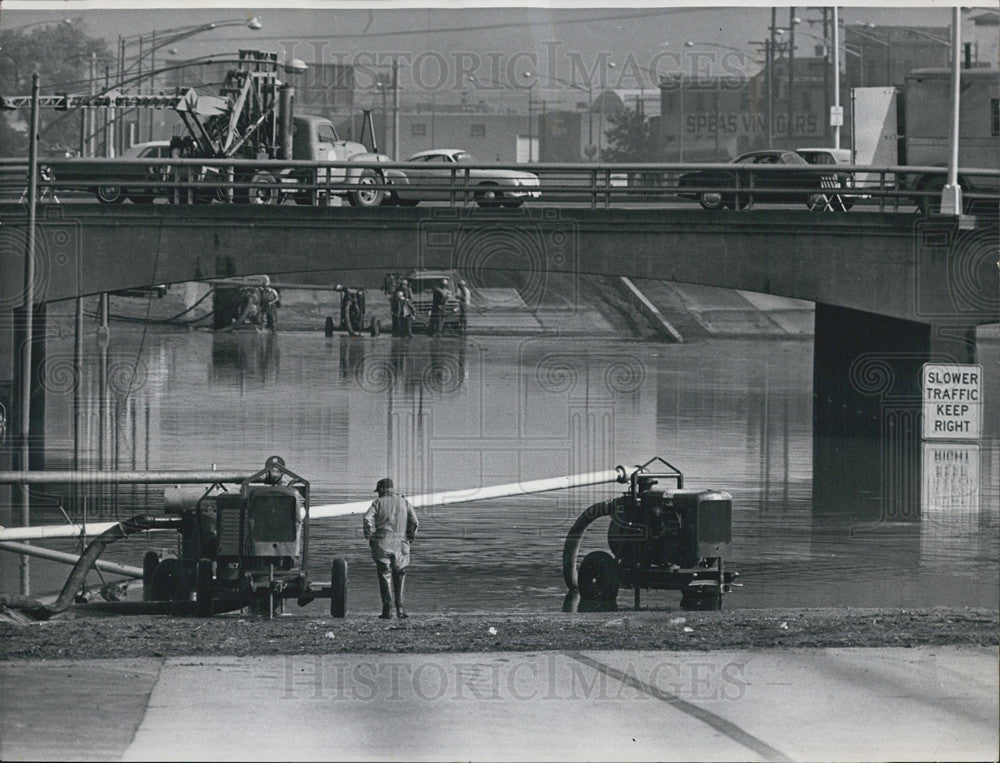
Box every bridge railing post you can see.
[589,168,596,211]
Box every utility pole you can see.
[527,86,534,162]
[19,74,40,595]
[769,7,777,145]
[88,53,97,157]
[822,7,831,144]
[788,7,796,144]
[765,39,773,148]
[148,31,156,142]
[391,57,399,160]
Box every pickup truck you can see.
[405,269,465,333]
[45,116,388,206]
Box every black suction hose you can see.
[0,514,182,620]
[562,499,618,591]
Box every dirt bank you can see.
[1,608,996,661]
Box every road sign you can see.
[829,106,844,127]
[922,363,982,440]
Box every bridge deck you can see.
[0,204,995,325]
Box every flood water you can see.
[12,318,1000,612]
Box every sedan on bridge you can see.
[45,141,173,204]
[384,149,541,208]
[677,149,855,211]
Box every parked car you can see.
[795,147,852,167]
[677,149,854,210]
[404,269,465,332]
[385,149,540,207]
[45,140,172,204]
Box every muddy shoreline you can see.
[1,607,996,661]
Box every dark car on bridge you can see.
[45,140,173,204]
[677,150,855,211]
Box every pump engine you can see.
[563,457,738,611]
[143,456,347,617]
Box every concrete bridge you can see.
[0,205,994,326]
[0,204,996,517]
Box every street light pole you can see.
[832,7,841,149]
[942,6,962,215]
[527,84,534,161]
[587,84,593,153]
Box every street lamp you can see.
[2,17,81,32]
[684,40,754,58]
[117,16,263,144]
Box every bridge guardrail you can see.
[0,157,996,215]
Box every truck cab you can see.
[290,115,388,205]
[292,115,369,163]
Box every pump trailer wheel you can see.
[331,558,348,617]
[578,551,619,602]
[196,558,214,617]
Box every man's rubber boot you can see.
[393,570,408,619]
[377,567,394,619]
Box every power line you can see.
[176,8,703,44]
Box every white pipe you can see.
[0,468,630,539]
[0,521,121,541]
[311,468,628,519]
[0,541,144,578]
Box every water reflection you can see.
[211,331,279,386]
[7,321,997,610]
[343,336,469,397]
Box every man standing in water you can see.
[363,478,419,619]
[260,276,280,331]
[429,278,449,336]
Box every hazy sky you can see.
[0,4,980,107]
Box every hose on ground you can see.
[0,514,182,620]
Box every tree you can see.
[600,104,657,163]
[0,23,111,157]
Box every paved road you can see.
[1,646,996,761]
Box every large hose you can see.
[0,513,181,620]
[562,498,618,591]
